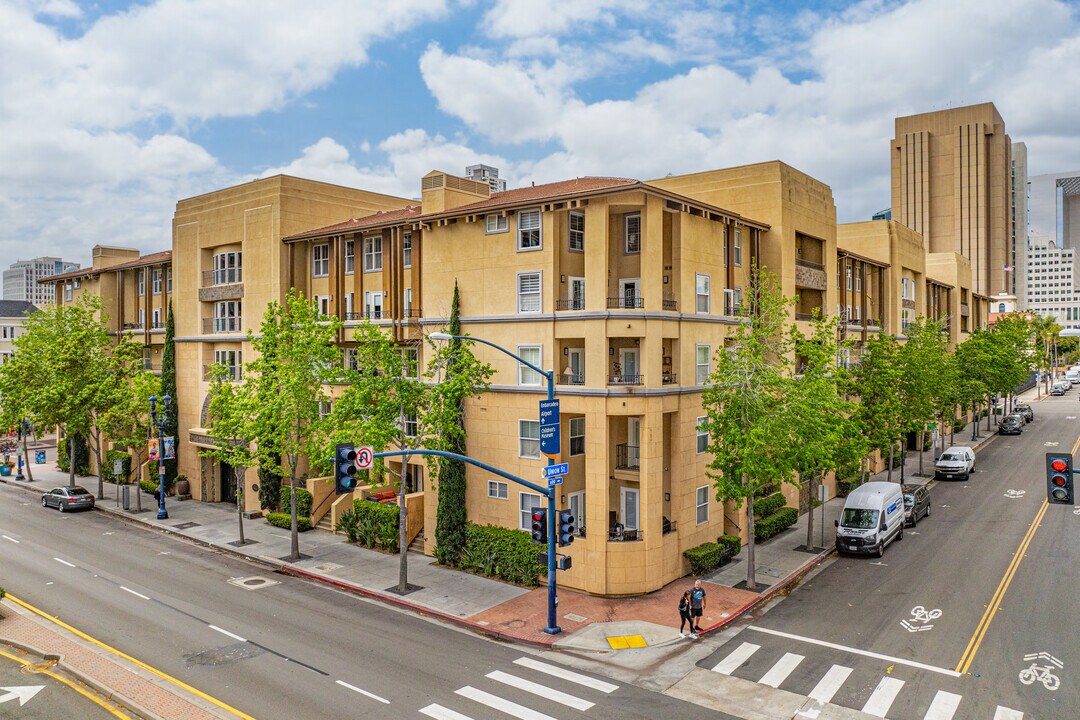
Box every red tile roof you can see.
[451,177,640,215]
[283,206,422,242]
[42,251,171,284]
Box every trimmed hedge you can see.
[460,523,544,586]
[684,542,726,575]
[754,507,799,541]
[837,476,862,497]
[753,492,787,518]
[267,512,311,532]
[351,498,399,552]
[140,479,159,495]
[716,534,742,559]
[280,487,314,519]
[103,450,131,484]
[57,433,90,476]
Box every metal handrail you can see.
[609,374,643,386]
[607,297,644,309]
[615,443,640,469]
[556,299,586,311]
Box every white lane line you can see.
[486,670,593,710]
[748,626,961,677]
[993,707,1024,720]
[208,625,247,643]
[758,652,804,688]
[120,586,150,600]
[53,557,75,567]
[420,704,474,720]
[923,690,962,720]
[336,680,390,704]
[807,664,852,704]
[455,686,556,720]
[711,642,761,675]
[512,657,618,693]
[862,676,905,717]
[2,535,20,543]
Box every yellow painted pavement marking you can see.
[0,645,131,718]
[606,634,647,649]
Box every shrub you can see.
[267,512,311,532]
[753,492,787,518]
[280,487,313,519]
[460,523,544,586]
[336,510,360,543]
[140,479,159,495]
[754,507,799,541]
[684,542,726,575]
[716,534,742,559]
[103,450,131,484]
[57,433,91,476]
[352,499,399,551]
[258,464,283,511]
[837,476,862,497]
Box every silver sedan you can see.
[41,486,95,512]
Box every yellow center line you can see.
[6,593,256,720]
[0,646,132,718]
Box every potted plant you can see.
[0,437,16,476]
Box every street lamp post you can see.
[149,394,171,520]
[431,331,562,635]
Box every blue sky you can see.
[2,0,1079,263]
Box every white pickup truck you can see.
[934,446,975,480]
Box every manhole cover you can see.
[314,563,342,572]
[227,576,280,590]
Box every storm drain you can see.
[173,522,201,530]
[227,576,280,591]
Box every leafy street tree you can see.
[161,304,179,491]
[201,364,256,545]
[332,320,492,594]
[434,281,469,565]
[954,330,995,441]
[245,289,342,561]
[84,335,145,499]
[896,318,949,476]
[701,263,799,590]
[789,312,867,549]
[851,333,905,482]
[101,369,161,513]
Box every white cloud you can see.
[482,0,639,39]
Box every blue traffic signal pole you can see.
[427,333,561,635]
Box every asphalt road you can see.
[0,483,727,720]
[700,393,1080,719]
[0,644,122,720]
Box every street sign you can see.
[548,476,563,487]
[356,446,374,470]
[539,399,560,457]
[542,463,569,479]
[113,459,124,476]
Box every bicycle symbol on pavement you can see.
[1004,489,1026,499]
[1019,653,1062,691]
[901,606,941,632]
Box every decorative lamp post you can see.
[149,394,171,520]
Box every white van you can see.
[835,482,905,557]
[1067,369,1080,385]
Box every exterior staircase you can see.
[408,530,426,554]
[316,513,335,534]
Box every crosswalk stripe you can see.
[512,657,618,693]
[420,704,474,720]
[486,670,594,711]
[923,690,962,720]
[807,664,852,704]
[758,652,804,688]
[712,642,761,675]
[862,676,905,717]
[993,708,1023,720]
[456,686,557,720]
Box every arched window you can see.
[998,303,1006,312]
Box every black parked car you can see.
[999,414,1024,435]
[1013,402,1034,423]
[902,484,931,526]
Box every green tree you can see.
[701,263,799,590]
[332,320,492,593]
[435,281,469,565]
[84,334,145,499]
[245,289,342,561]
[161,303,179,490]
[201,364,257,545]
[789,312,867,549]
[101,370,161,513]
[896,318,949,476]
[851,333,905,481]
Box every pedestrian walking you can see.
[690,580,707,633]
[678,591,696,638]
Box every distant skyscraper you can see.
[3,256,79,305]
[872,208,892,220]
[1012,142,1029,302]
[465,164,507,193]
[891,102,1014,296]
[1029,170,1080,249]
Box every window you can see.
[519,491,542,530]
[402,412,418,437]
[723,225,729,266]
[319,401,333,419]
[64,283,72,301]
[488,481,508,499]
[166,268,172,292]
[517,272,541,313]
[486,214,508,234]
[517,345,542,386]
[723,287,743,316]
[403,231,413,268]
[517,209,541,250]
[696,273,710,314]
[344,240,355,274]
[315,295,331,318]
[137,269,145,296]
[312,244,329,277]
[345,292,354,318]
[568,211,585,252]
[364,291,383,319]
[213,301,242,332]
[696,345,710,385]
[138,308,145,327]
[845,265,852,291]
[855,271,861,292]
[402,346,419,379]
[697,416,708,453]
[212,252,242,285]
[152,308,161,327]
[568,276,585,310]
[345,348,359,371]
[404,287,413,315]
[696,486,710,525]
[214,350,242,381]
[733,228,743,266]
[152,268,162,294]
[364,235,383,272]
[519,420,540,459]
[569,416,585,456]
[625,213,641,254]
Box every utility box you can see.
[121,485,131,511]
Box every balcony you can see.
[662,372,678,385]
[202,364,241,382]
[607,526,643,542]
[123,321,144,330]
[556,299,586,311]
[795,258,825,271]
[402,308,423,319]
[615,443,640,470]
[199,269,245,302]
[203,268,243,286]
[344,310,383,321]
[608,296,644,309]
[662,298,678,311]
[609,373,643,386]
[202,317,242,334]
[556,373,585,386]
[151,320,165,329]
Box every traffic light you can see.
[1046,452,1074,505]
[557,510,576,546]
[530,507,547,544]
[335,443,358,495]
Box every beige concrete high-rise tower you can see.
[891,102,1013,296]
